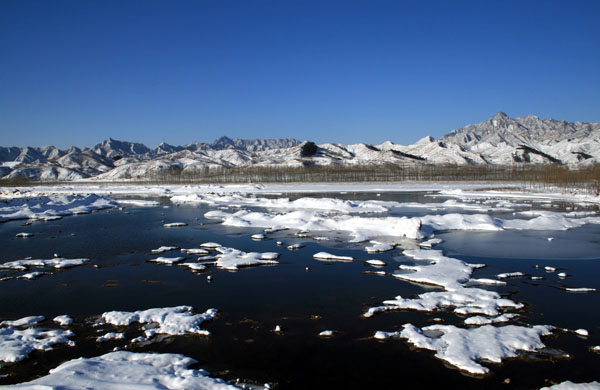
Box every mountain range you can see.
[1,113,598,181]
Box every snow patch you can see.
[0,351,238,389]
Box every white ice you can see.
[366,259,387,267]
[365,286,523,318]
[149,256,186,264]
[381,323,553,375]
[497,272,526,279]
[205,207,600,244]
[565,287,597,293]
[96,332,126,343]
[0,319,74,363]
[0,258,89,271]
[313,252,354,262]
[53,315,73,326]
[1,351,238,389]
[102,306,217,339]
[163,222,188,227]
[541,381,600,390]
[180,263,207,271]
[181,248,210,255]
[365,242,395,253]
[115,199,161,206]
[0,194,116,222]
[396,249,474,290]
[419,238,443,248]
[319,330,334,337]
[1,316,45,327]
[151,246,179,254]
[214,247,279,270]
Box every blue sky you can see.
[1,0,599,149]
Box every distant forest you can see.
[4,163,599,194]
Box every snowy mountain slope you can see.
[0,115,598,181]
[441,112,600,165]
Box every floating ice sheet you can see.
[313,252,354,262]
[377,323,553,375]
[0,258,89,271]
[541,381,600,390]
[214,247,279,270]
[0,318,74,363]
[102,306,217,339]
[0,194,116,222]
[0,351,238,389]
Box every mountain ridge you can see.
[1,114,598,181]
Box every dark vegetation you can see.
[300,141,318,157]
[3,164,598,194]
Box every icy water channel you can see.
[1,191,600,389]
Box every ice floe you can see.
[149,256,186,264]
[396,249,475,289]
[366,259,387,267]
[0,351,238,389]
[1,316,45,327]
[200,242,222,248]
[115,199,161,206]
[365,249,523,321]
[97,332,126,343]
[214,247,279,270]
[565,287,597,293]
[365,242,395,253]
[179,262,207,271]
[151,246,180,254]
[497,272,526,279]
[313,252,354,262]
[172,193,392,213]
[419,238,443,248]
[163,222,188,227]
[0,317,74,363]
[541,381,600,390]
[102,306,217,339]
[0,194,116,222]
[0,257,89,271]
[469,278,507,286]
[205,206,600,244]
[181,248,210,255]
[463,313,519,325]
[205,209,425,241]
[53,315,73,326]
[364,286,523,318]
[376,323,553,375]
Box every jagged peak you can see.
[490,111,509,119]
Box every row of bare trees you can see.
[2,163,599,194]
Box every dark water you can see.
[0,192,599,389]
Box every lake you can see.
[1,189,599,389]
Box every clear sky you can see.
[1,0,599,149]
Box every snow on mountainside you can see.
[441,112,600,165]
[0,114,599,181]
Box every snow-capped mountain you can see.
[0,114,598,181]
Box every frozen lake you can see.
[1,187,599,389]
